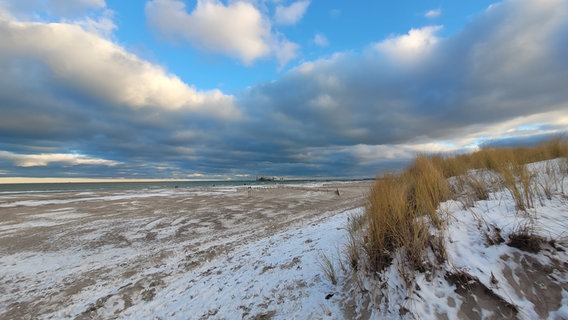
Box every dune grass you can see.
[355,137,568,275]
[319,252,338,285]
[363,155,450,273]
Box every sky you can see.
[0,0,567,181]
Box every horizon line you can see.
[0,177,241,184]
[0,176,358,184]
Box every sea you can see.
[0,179,320,196]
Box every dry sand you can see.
[0,181,372,319]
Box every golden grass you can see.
[362,138,567,273]
[365,156,449,272]
[366,174,410,271]
[498,163,534,211]
[406,155,450,226]
[319,252,338,285]
[344,213,366,271]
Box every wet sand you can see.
[0,181,372,319]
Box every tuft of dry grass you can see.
[366,174,409,271]
[538,161,559,200]
[344,213,366,271]
[365,156,449,273]
[498,163,535,211]
[319,252,338,285]
[430,154,468,179]
[344,233,361,271]
[560,158,568,175]
[507,225,545,254]
[406,155,450,227]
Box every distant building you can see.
[256,176,284,181]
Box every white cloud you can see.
[146,0,300,67]
[70,8,116,37]
[273,37,299,69]
[146,0,271,65]
[0,151,120,167]
[314,33,329,47]
[456,109,568,146]
[274,0,310,25]
[375,25,442,64]
[425,9,442,19]
[146,0,299,68]
[0,17,240,119]
[349,143,462,165]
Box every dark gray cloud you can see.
[0,0,567,180]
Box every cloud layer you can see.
[425,9,442,19]
[232,0,568,175]
[0,0,567,179]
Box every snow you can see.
[120,209,359,319]
[1,161,567,319]
[346,159,568,319]
[0,190,179,207]
[0,181,370,319]
[1,209,358,319]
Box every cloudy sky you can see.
[0,0,567,181]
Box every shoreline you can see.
[0,178,373,197]
[0,177,374,185]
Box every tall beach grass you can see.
[351,138,568,275]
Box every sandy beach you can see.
[0,181,372,319]
[2,167,567,320]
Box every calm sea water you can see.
[0,180,319,196]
